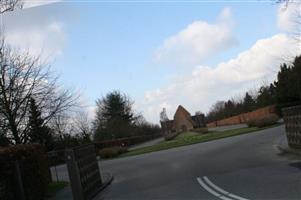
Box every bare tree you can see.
[0,39,77,144]
[73,111,92,142]
[276,0,301,42]
[51,114,74,137]
[0,0,23,14]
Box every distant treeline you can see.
[206,55,301,123]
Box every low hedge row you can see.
[247,114,279,128]
[164,132,179,141]
[0,144,50,200]
[98,146,128,158]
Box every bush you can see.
[247,119,257,127]
[98,146,127,158]
[247,114,279,128]
[0,144,50,200]
[164,132,179,141]
[193,128,208,134]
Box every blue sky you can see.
[3,0,300,123]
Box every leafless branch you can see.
[0,0,23,14]
[0,38,78,144]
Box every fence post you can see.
[282,105,301,148]
[65,149,84,200]
[14,160,26,200]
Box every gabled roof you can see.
[174,105,191,118]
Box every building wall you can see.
[173,111,194,132]
[206,105,277,127]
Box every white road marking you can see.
[196,176,249,200]
[197,177,233,200]
[203,176,249,200]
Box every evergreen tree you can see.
[275,56,301,104]
[28,98,54,150]
[243,92,256,112]
[93,91,136,140]
[256,84,276,108]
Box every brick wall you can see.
[173,111,194,132]
[206,105,277,127]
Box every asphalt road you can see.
[97,125,301,200]
[208,124,248,132]
[51,125,301,200]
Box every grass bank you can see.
[121,125,280,157]
[46,181,68,198]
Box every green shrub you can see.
[164,132,178,141]
[193,127,208,134]
[247,119,257,127]
[0,144,50,200]
[247,114,279,128]
[98,146,127,158]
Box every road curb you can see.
[91,172,114,200]
[276,144,301,156]
[100,172,114,191]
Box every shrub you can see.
[164,132,178,141]
[0,144,50,200]
[193,128,208,134]
[247,119,257,127]
[98,146,127,158]
[247,114,279,128]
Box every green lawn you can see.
[121,125,279,157]
[175,131,199,139]
[46,181,68,198]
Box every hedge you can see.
[247,114,279,128]
[0,144,50,200]
[98,146,127,158]
[164,132,179,141]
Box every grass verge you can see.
[46,181,68,198]
[121,124,280,157]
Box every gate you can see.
[65,144,102,200]
[282,105,301,149]
[0,160,26,200]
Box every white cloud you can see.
[277,1,301,33]
[5,21,65,59]
[140,34,300,123]
[153,7,237,68]
[1,2,73,60]
[23,0,61,9]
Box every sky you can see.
[1,0,301,123]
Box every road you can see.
[97,125,300,200]
[52,125,301,200]
[208,124,248,132]
[128,137,165,151]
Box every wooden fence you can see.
[282,105,301,149]
[0,160,26,200]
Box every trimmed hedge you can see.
[98,146,127,158]
[247,114,279,128]
[164,132,179,141]
[0,144,50,200]
[193,127,208,134]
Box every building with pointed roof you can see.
[160,105,206,134]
